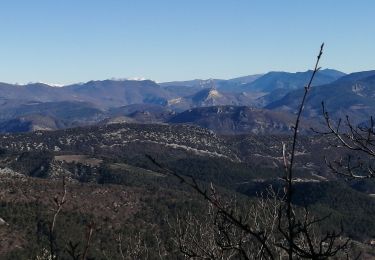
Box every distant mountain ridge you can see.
[243,69,346,93]
[0,69,344,109]
[0,80,175,108]
[5,68,375,135]
[159,75,263,88]
[266,70,375,122]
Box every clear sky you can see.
[0,0,374,85]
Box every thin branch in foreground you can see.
[49,177,68,258]
[282,43,324,260]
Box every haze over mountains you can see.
[1,68,374,134]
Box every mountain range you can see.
[267,70,375,122]
[1,68,374,134]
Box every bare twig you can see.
[118,233,126,260]
[82,221,95,260]
[51,177,67,234]
[283,43,324,260]
[49,177,68,258]
[319,102,375,179]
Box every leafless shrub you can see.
[169,187,284,259]
[318,103,375,179]
[116,232,149,260]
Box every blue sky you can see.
[0,0,374,84]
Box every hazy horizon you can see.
[1,67,364,87]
